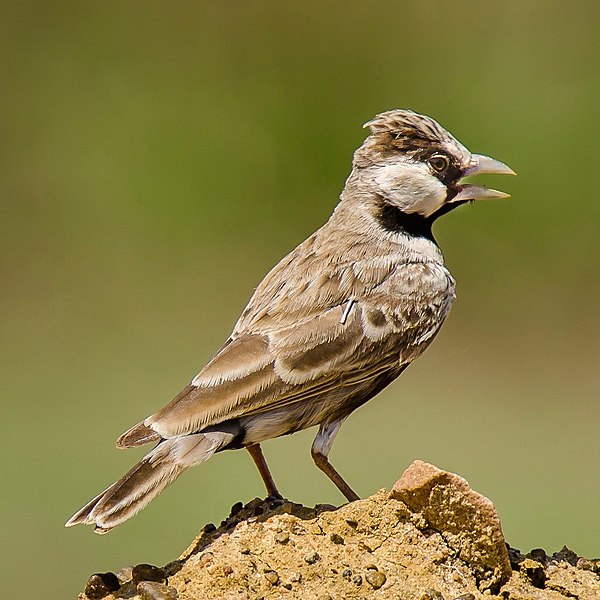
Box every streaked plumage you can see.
[66,109,514,533]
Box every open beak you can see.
[450,153,516,203]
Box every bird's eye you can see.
[428,154,450,173]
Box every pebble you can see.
[275,531,290,544]
[84,572,120,599]
[265,494,282,503]
[163,561,181,577]
[202,523,216,534]
[197,552,214,567]
[229,501,244,517]
[453,594,475,600]
[304,551,320,564]
[264,570,279,585]
[342,568,352,580]
[132,564,167,584]
[576,557,600,573]
[552,546,579,566]
[329,533,344,545]
[116,565,133,584]
[345,518,358,528]
[137,581,178,600]
[528,548,548,564]
[289,572,302,583]
[519,558,546,589]
[365,570,386,589]
[222,565,234,576]
[352,575,363,586]
[315,503,337,512]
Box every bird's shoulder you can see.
[232,223,453,336]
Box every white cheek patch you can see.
[373,161,447,217]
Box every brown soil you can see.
[78,461,600,600]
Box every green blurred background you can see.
[2,1,600,597]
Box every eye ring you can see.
[428,154,450,173]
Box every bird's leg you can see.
[246,443,282,499]
[311,418,359,502]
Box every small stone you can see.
[197,552,214,567]
[453,595,475,600]
[222,565,234,576]
[265,494,282,502]
[132,564,167,584]
[202,522,216,534]
[304,551,320,564]
[137,581,178,600]
[264,570,279,585]
[275,531,290,544]
[507,545,524,569]
[365,564,378,571]
[289,572,302,583]
[329,532,344,545]
[163,561,181,577]
[552,546,579,566]
[352,575,363,585]
[365,570,386,589]
[116,565,133,584]
[315,503,337,512]
[577,557,600,573]
[229,501,243,516]
[84,572,120,599]
[528,548,548,563]
[342,568,352,580]
[519,559,546,589]
[391,460,511,591]
[345,518,358,528]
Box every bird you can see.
[66,109,515,534]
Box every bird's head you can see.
[351,109,515,222]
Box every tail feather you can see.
[116,421,161,449]
[65,431,234,533]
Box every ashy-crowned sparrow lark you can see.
[67,109,514,533]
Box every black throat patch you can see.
[375,196,468,243]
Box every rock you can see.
[365,569,386,589]
[132,563,167,584]
[390,460,511,592]
[329,532,344,544]
[263,569,279,585]
[76,462,600,600]
[519,558,546,589]
[137,581,178,600]
[83,572,120,599]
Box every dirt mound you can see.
[78,461,600,600]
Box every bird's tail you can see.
[65,431,234,533]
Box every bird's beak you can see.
[450,154,516,203]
